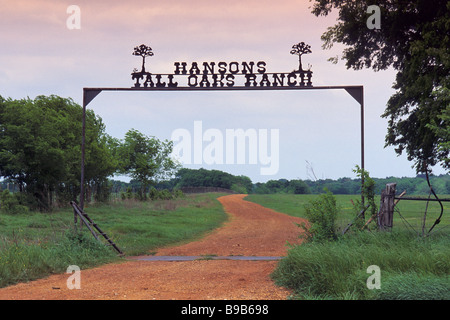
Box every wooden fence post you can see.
[377,183,396,231]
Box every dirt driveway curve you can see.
[0,194,306,300]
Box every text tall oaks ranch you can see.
[131,61,313,89]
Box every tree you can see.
[235,175,253,193]
[174,168,253,193]
[117,129,178,199]
[290,42,312,72]
[265,179,286,193]
[289,179,311,194]
[0,95,116,210]
[311,0,449,173]
[132,44,154,73]
[426,88,450,169]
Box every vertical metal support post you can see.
[79,88,101,213]
[80,89,86,210]
[360,87,365,207]
[344,85,365,208]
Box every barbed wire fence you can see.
[379,175,448,237]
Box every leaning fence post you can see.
[378,183,396,231]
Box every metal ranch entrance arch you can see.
[79,44,365,208]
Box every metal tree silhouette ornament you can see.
[133,44,154,73]
[290,42,312,72]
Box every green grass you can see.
[271,231,450,300]
[244,193,450,233]
[245,193,450,300]
[82,193,229,256]
[0,193,228,288]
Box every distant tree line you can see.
[304,175,450,195]
[253,175,450,195]
[108,171,450,196]
[253,179,310,194]
[149,168,252,194]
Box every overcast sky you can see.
[1,0,446,183]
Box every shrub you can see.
[231,183,247,194]
[173,189,184,198]
[148,187,157,200]
[158,189,173,200]
[0,190,29,214]
[301,189,339,242]
[351,166,377,230]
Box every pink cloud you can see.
[1,0,343,93]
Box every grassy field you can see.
[244,193,450,234]
[272,230,450,300]
[244,193,450,300]
[0,193,228,288]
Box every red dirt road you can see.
[0,194,306,300]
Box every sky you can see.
[1,0,447,183]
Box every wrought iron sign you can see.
[79,43,365,210]
[131,42,313,89]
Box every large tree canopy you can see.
[116,129,179,198]
[312,0,449,173]
[0,95,184,207]
[0,95,116,209]
[174,168,253,193]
